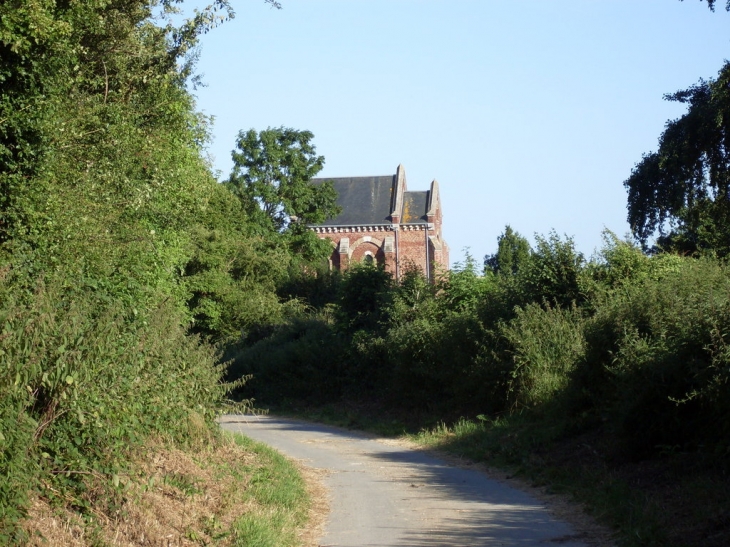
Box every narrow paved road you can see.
[220,415,601,547]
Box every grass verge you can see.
[22,430,316,547]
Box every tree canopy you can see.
[226,127,339,233]
[484,225,531,275]
[624,61,730,256]
[683,0,730,11]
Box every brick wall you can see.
[317,226,397,276]
[317,223,447,281]
[397,225,430,276]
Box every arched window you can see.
[363,253,374,265]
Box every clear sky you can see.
[187,0,730,266]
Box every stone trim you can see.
[312,224,430,233]
[391,164,407,223]
[426,179,440,219]
[348,235,384,258]
[312,225,392,234]
[338,238,350,255]
[428,235,442,251]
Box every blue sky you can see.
[188,0,730,265]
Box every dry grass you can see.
[22,431,324,547]
[291,464,328,547]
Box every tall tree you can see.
[624,62,730,256]
[484,225,531,275]
[226,127,339,233]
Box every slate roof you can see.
[401,191,429,224]
[312,176,395,226]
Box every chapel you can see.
[310,165,448,281]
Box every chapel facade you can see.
[310,165,448,281]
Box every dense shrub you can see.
[569,257,730,454]
[184,225,295,341]
[227,317,347,404]
[0,276,233,541]
[516,231,586,308]
[0,2,275,540]
[337,263,393,333]
[227,224,730,464]
[502,303,585,411]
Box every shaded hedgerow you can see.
[230,233,730,461]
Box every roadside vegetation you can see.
[4,0,730,546]
[0,0,317,544]
[232,231,730,547]
[22,431,313,547]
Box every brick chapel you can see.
[310,165,448,281]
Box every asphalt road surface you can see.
[220,414,599,547]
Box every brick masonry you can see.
[310,165,449,280]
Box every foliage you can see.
[441,252,494,314]
[278,265,341,310]
[502,303,585,411]
[389,264,439,324]
[625,62,730,256]
[585,231,652,291]
[184,225,297,341]
[570,257,730,454]
[684,0,730,12]
[337,262,394,333]
[0,0,280,540]
[0,275,237,541]
[226,127,339,233]
[232,225,730,464]
[484,225,531,276]
[226,316,346,404]
[517,231,586,307]
[386,310,496,411]
[182,184,297,341]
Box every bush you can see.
[337,263,393,333]
[0,276,233,541]
[568,257,730,455]
[227,316,347,405]
[502,303,585,411]
[517,231,586,308]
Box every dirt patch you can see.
[25,440,247,546]
[293,463,329,547]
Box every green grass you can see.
[228,432,311,547]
